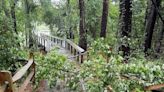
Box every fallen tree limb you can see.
[145,83,164,91]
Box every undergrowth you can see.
[34,39,164,92]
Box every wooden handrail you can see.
[40,33,85,53]
[0,53,35,92]
[66,39,85,53]
[49,35,64,41]
[68,51,88,59]
[12,58,33,83]
[18,70,35,92]
[36,33,86,62]
[41,33,64,41]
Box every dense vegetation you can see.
[0,0,164,91]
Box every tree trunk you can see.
[66,0,70,39]
[155,24,164,54]
[144,0,161,53]
[67,0,74,39]
[144,1,151,26]
[100,0,109,38]
[119,0,132,60]
[25,0,33,48]
[11,0,18,34]
[79,0,87,51]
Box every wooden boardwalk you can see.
[35,33,85,92]
[36,33,85,63]
[36,34,75,61]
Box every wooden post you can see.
[65,41,67,48]
[31,62,35,83]
[39,36,40,45]
[77,52,79,62]
[51,37,53,47]
[65,40,67,48]
[71,46,73,53]
[48,37,50,50]
[44,39,45,48]
[61,40,63,47]
[41,38,42,45]
[0,71,14,92]
[68,43,70,50]
[57,39,59,44]
[38,36,40,45]
[54,38,56,44]
[81,55,83,63]
[40,37,41,45]
[74,49,76,55]
[36,35,38,45]
[41,37,42,45]
[70,46,72,53]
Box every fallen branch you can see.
[145,83,164,91]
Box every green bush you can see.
[34,39,164,92]
[35,48,66,87]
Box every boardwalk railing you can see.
[36,33,86,63]
[0,53,35,92]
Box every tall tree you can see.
[79,0,87,50]
[155,24,164,54]
[11,0,18,34]
[100,0,109,38]
[119,0,132,60]
[144,0,161,53]
[67,0,74,39]
[155,4,164,56]
[24,0,33,48]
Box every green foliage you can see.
[32,33,163,92]
[61,39,164,92]
[0,0,41,70]
[131,0,147,49]
[0,10,19,70]
[35,48,66,86]
[85,0,102,38]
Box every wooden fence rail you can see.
[35,33,86,63]
[0,53,35,92]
